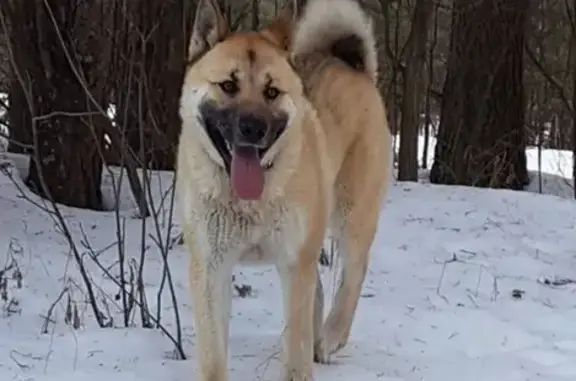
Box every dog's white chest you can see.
[188,200,307,266]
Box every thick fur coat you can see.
[175,0,392,380]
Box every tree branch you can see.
[525,43,574,113]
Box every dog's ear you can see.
[280,0,308,24]
[262,0,308,50]
[188,0,229,64]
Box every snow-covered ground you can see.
[1,134,576,381]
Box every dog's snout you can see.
[238,114,268,145]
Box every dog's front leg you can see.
[185,226,234,381]
[276,248,319,381]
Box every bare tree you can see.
[421,2,439,170]
[110,0,197,171]
[430,0,530,189]
[6,78,32,154]
[251,0,260,30]
[571,0,576,197]
[397,0,433,181]
[1,0,109,209]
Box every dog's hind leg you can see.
[314,205,379,363]
[314,141,388,364]
[185,225,235,381]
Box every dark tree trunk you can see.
[112,0,196,171]
[430,0,530,189]
[572,0,576,198]
[4,0,105,210]
[398,0,433,181]
[27,110,105,211]
[422,2,439,170]
[7,77,33,154]
[251,0,260,30]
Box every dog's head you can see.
[179,0,306,201]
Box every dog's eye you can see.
[219,80,239,96]
[263,86,280,101]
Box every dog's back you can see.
[266,0,391,187]
[295,0,390,173]
[264,0,393,363]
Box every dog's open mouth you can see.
[203,120,274,201]
[204,121,272,169]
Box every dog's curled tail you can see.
[291,0,378,82]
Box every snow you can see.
[1,135,576,381]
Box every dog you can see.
[175,0,392,380]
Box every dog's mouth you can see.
[203,116,283,201]
[203,119,274,170]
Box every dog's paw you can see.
[283,368,312,381]
[313,340,327,364]
[314,339,337,364]
[313,323,349,364]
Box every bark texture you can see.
[430,0,530,189]
[3,0,106,209]
[111,0,197,171]
[398,0,434,181]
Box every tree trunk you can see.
[572,0,576,198]
[397,0,434,181]
[27,111,105,211]
[251,0,259,30]
[112,0,196,171]
[430,0,530,189]
[422,2,439,170]
[4,0,105,210]
[7,77,33,154]
[382,1,401,165]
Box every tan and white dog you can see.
[175,0,392,380]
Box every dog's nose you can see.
[238,114,267,145]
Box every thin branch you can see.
[39,0,150,218]
[525,43,574,113]
[78,226,186,360]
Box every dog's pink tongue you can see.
[231,146,264,201]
